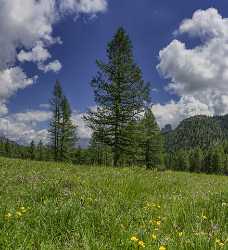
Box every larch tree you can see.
[84,27,150,166]
[49,80,77,162]
[140,108,164,169]
[49,80,63,161]
[29,140,36,160]
[59,96,77,161]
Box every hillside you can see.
[163,115,228,151]
[0,157,227,249]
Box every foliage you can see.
[84,27,150,166]
[49,81,77,162]
[0,157,227,249]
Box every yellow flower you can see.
[138,240,145,248]
[202,215,207,220]
[16,211,22,217]
[20,207,27,213]
[5,212,12,218]
[159,246,166,250]
[154,227,159,231]
[178,232,183,237]
[151,234,157,240]
[131,236,138,242]
[157,205,161,209]
[216,239,225,247]
[219,242,224,247]
[156,220,161,226]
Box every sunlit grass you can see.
[0,157,227,249]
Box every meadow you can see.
[0,157,227,250]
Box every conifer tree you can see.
[29,140,36,160]
[140,108,164,169]
[49,80,63,161]
[84,27,150,166]
[37,140,44,161]
[176,150,189,171]
[189,148,203,172]
[49,81,77,162]
[59,96,77,161]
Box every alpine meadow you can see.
[0,1,228,250]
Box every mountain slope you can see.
[163,115,226,151]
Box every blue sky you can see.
[1,0,228,144]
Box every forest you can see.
[0,27,228,175]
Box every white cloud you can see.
[38,60,62,73]
[156,8,228,128]
[152,96,212,129]
[72,111,92,139]
[0,109,91,144]
[0,0,108,116]
[17,42,51,63]
[59,0,107,14]
[0,67,37,116]
[0,110,51,144]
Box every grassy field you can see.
[0,158,227,250]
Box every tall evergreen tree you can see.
[140,108,164,169]
[37,140,44,161]
[29,140,36,160]
[84,27,150,166]
[49,81,77,162]
[189,148,203,172]
[59,96,77,161]
[49,80,63,161]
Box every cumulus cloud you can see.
[17,42,51,63]
[72,111,92,139]
[59,0,107,14]
[0,67,37,116]
[156,8,228,128]
[0,109,91,144]
[0,0,108,120]
[38,60,62,73]
[0,110,51,144]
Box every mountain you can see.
[163,115,227,151]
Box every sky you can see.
[1,0,228,145]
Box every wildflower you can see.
[159,246,166,250]
[216,239,225,247]
[151,234,157,240]
[131,236,139,242]
[154,227,159,231]
[16,211,22,217]
[5,212,12,218]
[219,242,224,247]
[138,240,145,248]
[20,207,27,213]
[202,215,207,220]
[156,220,161,226]
[178,232,183,237]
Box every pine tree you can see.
[176,150,189,171]
[84,27,150,166]
[140,108,164,169]
[211,146,224,174]
[189,148,203,172]
[59,96,77,161]
[29,140,36,160]
[49,80,63,161]
[49,81,77,162]
[37,140,44,161]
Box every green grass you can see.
[0,157,227,250]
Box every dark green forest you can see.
[1,28,228,175]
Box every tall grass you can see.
[0,157,227,249]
